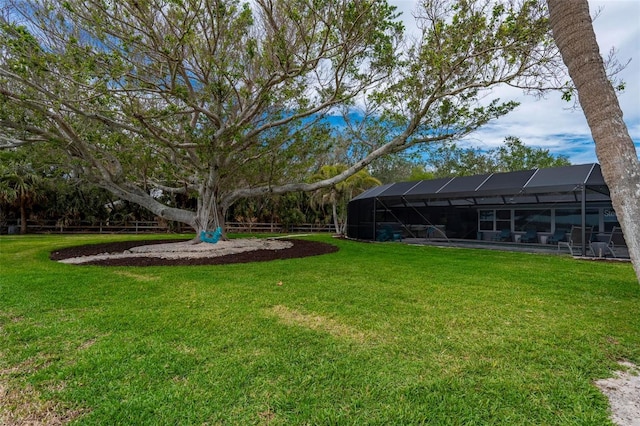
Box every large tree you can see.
[547,0,640,282]
[0,0,559,238]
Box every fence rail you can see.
[2,220,334,235]
[226,222,334,234]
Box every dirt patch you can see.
[269,305,372,344]
[595,361,640,426]
[50,238,339,266]
[1,355,85,425]
[0,383,84,426]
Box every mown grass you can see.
[1,234,639,425]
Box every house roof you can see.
[352,163,609,205]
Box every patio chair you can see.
[547,228,567,244]
[387,225,403,242]
[607,226,627,258]
[558,226,592,255]
[376,224,403,242]
[492,228,512,242]
[520,228,538,243]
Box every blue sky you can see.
[389,0,640,165]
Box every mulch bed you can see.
[50,238,339,267]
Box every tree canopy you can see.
[427,136,571,177]
[311,164,380,234]
[0,0,561,236]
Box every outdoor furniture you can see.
[547,228,567,244]
[607,226,628,258]
[200,227,222,244]
[492,228,512,242]
[376,224,403,242]
[558,226,593,255]
[407,224,427,238]
[589,241,613,258]
[520,228,538,243]
[426,225,446,239]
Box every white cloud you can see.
[389,0,640,164]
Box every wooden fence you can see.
[2,220,334,235]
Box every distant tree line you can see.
[0,146,382,234]
[1,136,568,234]
[369,136,571,183]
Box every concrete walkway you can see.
[402,237,630,260]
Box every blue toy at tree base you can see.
[200,227,222,244]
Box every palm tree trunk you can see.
[548,0,640,282]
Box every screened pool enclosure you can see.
[347,164,621,255]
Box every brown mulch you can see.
[49,238,339,267]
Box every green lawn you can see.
[1,234,639,425]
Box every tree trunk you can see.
[332,201,340,235]
[547,0,640,282]
[193,187,227,242]
[100,178,231,240]
[19,197,27,235]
